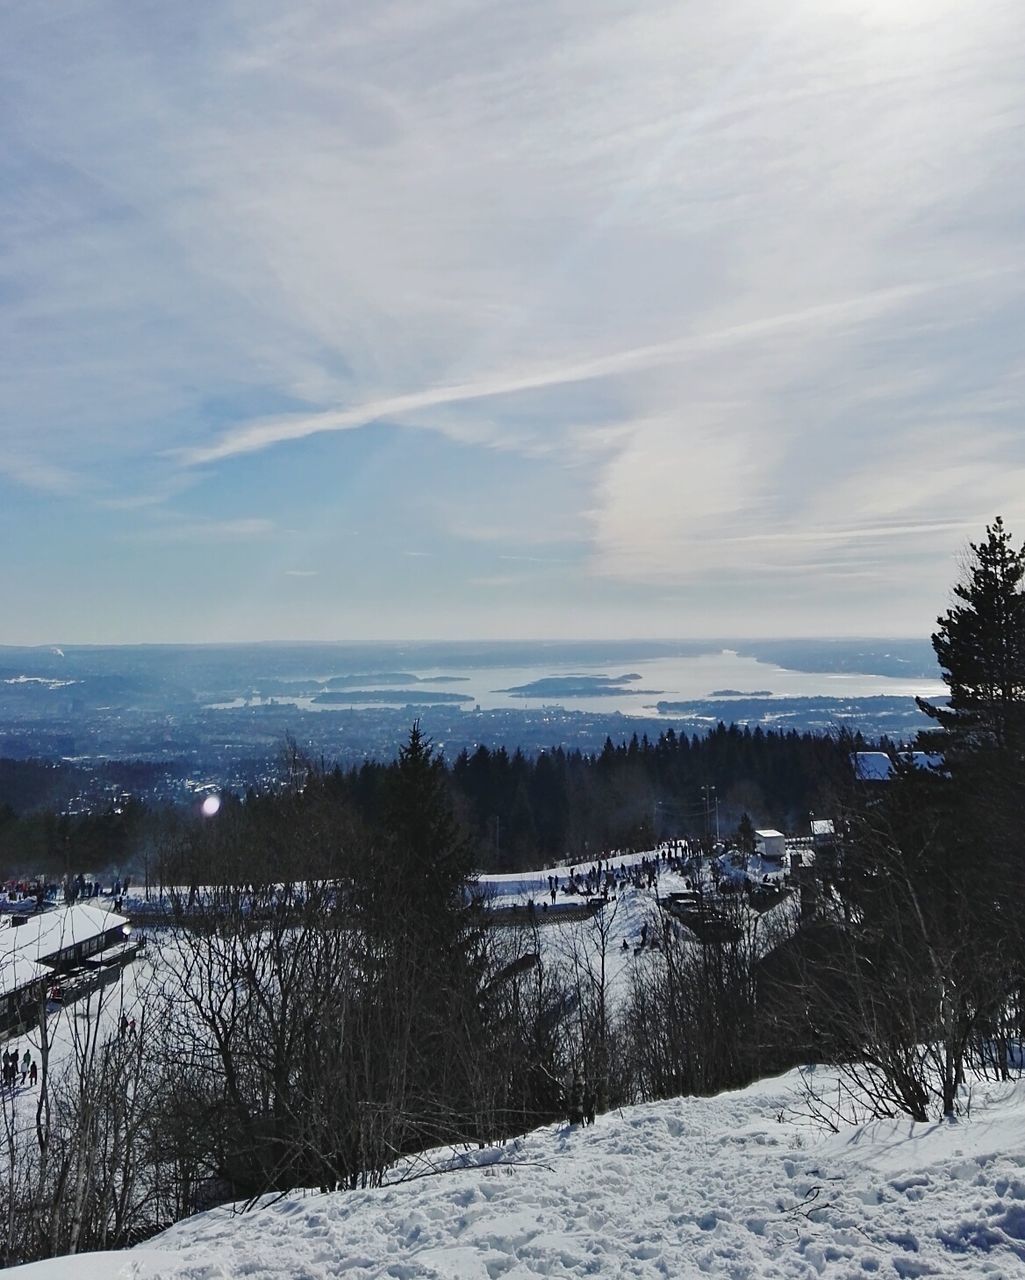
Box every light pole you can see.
[701,785,720,845]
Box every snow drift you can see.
[10,1066,1025,1279]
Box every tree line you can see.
[0,717,865,881]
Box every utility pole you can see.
[701,785,720,845]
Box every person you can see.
[29,1059,37,1086]
[20,1050,30,1084]
[119,1013,130,1037]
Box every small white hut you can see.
[754,829,786,861]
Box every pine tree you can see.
[376,718,476,942]
[917,517,1025,762]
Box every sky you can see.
[3,0,1025,644]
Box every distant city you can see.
[0,638,945,814]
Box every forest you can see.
[0,721,867,880]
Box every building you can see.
[7,902,131,971]
[754,829,786,861]
[0,954,52,1034]
[0,903,133,1033]
[852,751,943,782]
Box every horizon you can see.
[0,633,937,651]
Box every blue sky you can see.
[3,0,1024,643]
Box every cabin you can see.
[0,904,134,1033]
[8,903,131,972]
[754,829,786,861]
[0,954,52,1034]
[809,817,838,872]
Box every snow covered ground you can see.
[10,1066,1025,1279]
[8,850,1022,1278]
[0,940,152,1138]
[479,846,795,1011]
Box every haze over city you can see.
[4,0,1024,643]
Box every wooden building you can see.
[0,904,133,1033]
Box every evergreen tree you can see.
[917,517,1025,762]
[375,719,476,942]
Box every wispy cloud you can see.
[137,517,276,543]
[176,278,964,467]
[3,0,1024,639]
[498,554,573,564]
[0,455,82,495]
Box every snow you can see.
[0,944,150,1135]
[478,846,796,1012]
[0,903,130,967]
[0,952,52,997]
[0,904,129,995]
[478,849,660,905]
[9,848,1025,1278]
[10,1067,1025,1278]
[852,752,944,782]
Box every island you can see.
[497,675,658,698]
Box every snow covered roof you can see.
[754,829,785,840]
[1,903,129,967]
[0,952,51,998]
[810,819,835,837]
[853,751,894,780]
[853,751,944,781]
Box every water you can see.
[207,648,946,719]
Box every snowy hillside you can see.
[11,1066,1025,1279]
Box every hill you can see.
[10,1066,1025,1278]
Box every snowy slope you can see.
[12,1067,1025,1279]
